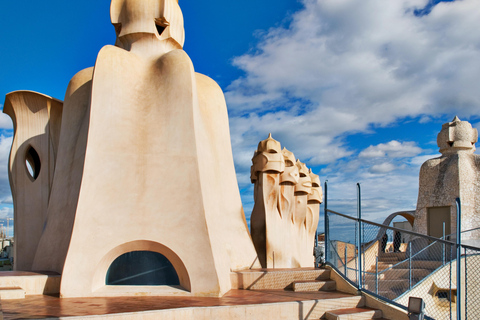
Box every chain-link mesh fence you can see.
[325,207,479,320]
[463,245,480,320]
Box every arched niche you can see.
[92,240,190,294]
[106,251,180,286]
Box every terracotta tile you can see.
[1,289,352,319]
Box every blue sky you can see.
[1,0,479,236]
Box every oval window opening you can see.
[106,251,180,286]
[25,146,41,180]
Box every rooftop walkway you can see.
[1,289,353,319]
[0,269,406,319]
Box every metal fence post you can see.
[443,222,446,266]
[344,245,347,276]
[450,245,453,320]
[324,180,328,263]
[357,183,362,290]
[355,232,358,283]
[375,256,379,295]
[408,242,412,290]
[456,197,462,320]
[464,246,467,319]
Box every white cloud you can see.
[0,135,12,162]
[0,113,13,130]
[359,141,423,159]
[473,121,480,133]
[320,163,420,223]
[0,196,12,204]
[226,0,480,158]
[409,154,439,167]
[227,0,480,223]
[229,0,480,120]
[0,104,12,130]
[0,135,13,204]
[369,162,397,174]
[0,207,13,220]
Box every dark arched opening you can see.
[25,146,41,180]
[106,251,180,286]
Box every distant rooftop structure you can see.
[415,116,480,246]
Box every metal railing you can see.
[323,181,480,320]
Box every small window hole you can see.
[155,18,169,37]
[25,146,41,181]
[156,25,166,36]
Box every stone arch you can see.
[382,210,415,228]
[92,240,191,293]
[375,211,415,254]
[376,211,415,238]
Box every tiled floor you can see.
[1,289,352,319]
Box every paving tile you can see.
[1,289,353,320]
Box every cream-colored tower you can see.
[3,92,63,271]
[250,134,285,268]
[415,116,480,245]
[4,0,259,298]
[293,160,312,265]
[306,170,322,264]
[279,148,300,267]
[250,134,322,268]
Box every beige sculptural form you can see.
[4,0,262,298]
[250,134,323,268]
[414,116,480,246]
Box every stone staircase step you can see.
[375,290,397,300]
[364,270,406,280]
[324,307,383,320]
[232,268,331,290]
[412,260,442,269]
[379,252,406,260]
[292,280,336,292]
[307,296,366,320]
[0,286,25,299]
[0,271,60,295]
[380,260,441,270]
[363,279,407,290]
[368,259,441,271]
[235,267,399,319]
[410,269,433,278]
[377,257,401,263]
[374,263,394,271]
[366,267,434,279]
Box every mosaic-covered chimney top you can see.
[437,116,478,154]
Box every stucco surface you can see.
[3,91,63,271]
[250,135,323,268]
[4,0,259,298]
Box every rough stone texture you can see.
[414,116,480,243]
[250,134,323,268]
